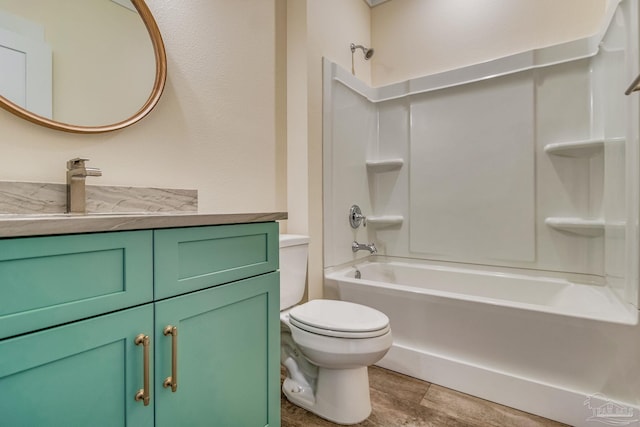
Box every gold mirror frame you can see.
[0,0,167,134]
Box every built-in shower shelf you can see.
[367,215,404,227]
[543,139,605,157]
[545,217,604,237]
[543,137,625,157]
[366,159,404,172]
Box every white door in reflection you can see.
[0,23,51,118]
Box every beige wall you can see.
[287,0,371,300]
[371,0,607,86]
[285,0,308,236]
[0,0,285,214]
[0,0,612,303]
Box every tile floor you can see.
[281,366,568,427]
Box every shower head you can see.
[350,43,374,60]
[364,47,375,60]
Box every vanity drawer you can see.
[154,222,278,299]
[0,230,153,339]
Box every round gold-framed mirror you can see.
[0,0,166,133]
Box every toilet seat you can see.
[289,300,390,339]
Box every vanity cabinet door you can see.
[0,304,154,427]
[154,272,280,427]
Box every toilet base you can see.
[282,365,372,425]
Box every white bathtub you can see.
[324,258,640,427]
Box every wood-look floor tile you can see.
[280,393,338,427]
[281,365,567,427]
[361,386,474,427]
[420,384,569,427]
[368,365,430,404]
[281,386,470,427]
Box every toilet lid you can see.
[288,300,390,338]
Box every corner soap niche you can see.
[543,138,605,157]
[544,217,604,237]
[366,159,404,172]
[543,138,624,237]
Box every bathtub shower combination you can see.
[324,259,639,426]
[323,1,640,426]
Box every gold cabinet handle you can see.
[134,334,151,406]
[163,325,178,392]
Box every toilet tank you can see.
[279,234,309,310]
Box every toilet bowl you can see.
[279,234,393,425]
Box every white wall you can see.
[371,0,607,86]
[0,0,285,215]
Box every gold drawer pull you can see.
[163,325,178,392]
[134,334,150,406]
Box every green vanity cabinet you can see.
[0,221,281,427]
[155,272,280,427]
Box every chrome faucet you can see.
[66,158,102,214]
[352,241,377,254]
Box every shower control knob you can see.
[349,205,366,228]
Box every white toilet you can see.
[279,234,392,425]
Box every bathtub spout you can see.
[352,241,377,254]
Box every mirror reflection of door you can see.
[0,13,52,119]
[0,1,155,128]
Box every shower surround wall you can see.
[323,0,640,424]
[325,0,637,301]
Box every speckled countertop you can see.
[0,211,288,238]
